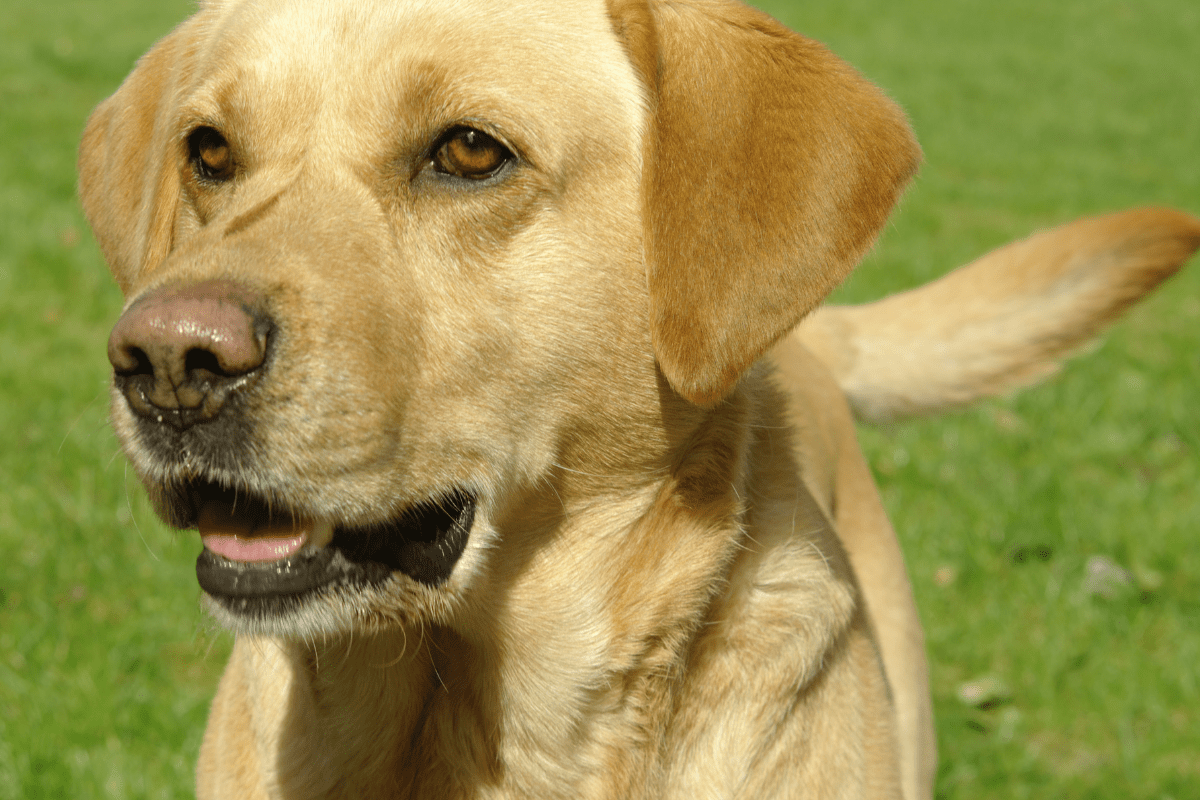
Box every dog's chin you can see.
[158,478,477,636]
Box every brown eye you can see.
[189,127,235,182]
[433,128,511,179]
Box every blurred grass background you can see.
[0,0,1196,797]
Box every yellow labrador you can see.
[78,0,1200,797]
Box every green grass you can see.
[1,0,1197,797]
[1,2,227,797]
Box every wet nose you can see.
[107,280,272,429]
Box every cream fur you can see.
[77,0,1199,797]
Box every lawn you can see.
[1,0,1196,797]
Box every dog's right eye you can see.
[188,127,235,182]
[431,127,512,180]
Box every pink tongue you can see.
[198,500,310,563]
[201,532,307,562]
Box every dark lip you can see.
[186,480,476,610]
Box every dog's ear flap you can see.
[78,24,194,294]
[613,0,921,405]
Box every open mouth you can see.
[184,480,476,611]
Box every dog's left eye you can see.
[188,126,236,182]
[432,127,512,180]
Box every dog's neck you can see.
[225,374,859,798]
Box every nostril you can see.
[114,346,155,377]
[184,347,227,379]
[107,280,270,424]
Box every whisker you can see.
[125,461,161,561]
[58,388,107,455]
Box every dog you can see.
[78,0,1200,796]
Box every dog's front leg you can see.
[198,638,330,799]
[198,634,434,799]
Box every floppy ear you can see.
[611,0,921,405]
[78,23,196,294]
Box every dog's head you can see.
[79,0,917,636]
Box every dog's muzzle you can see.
[108,279,477,614]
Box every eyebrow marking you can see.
[224,191,282,238]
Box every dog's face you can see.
[80,0,919,637]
